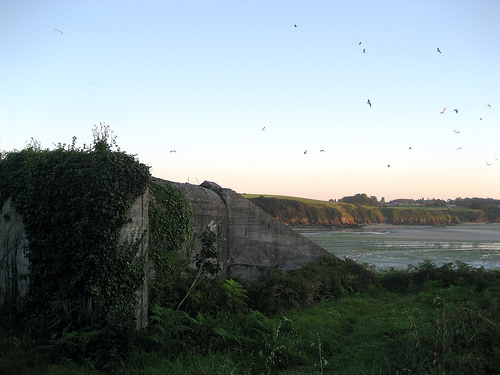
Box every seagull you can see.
[437,47,441,54]
[453,130,460,134]
[454,109,458,114]
[440,107,446,114]
[169,150,176,153]
[362,48,366,53]
[367,99,372,107]
[55,29,63,34]
[486,161,492,166]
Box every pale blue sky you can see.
[1,1,499,201]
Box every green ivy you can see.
[148,181,195,307]
[0,127,150,335]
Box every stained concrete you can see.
[168,180,330,281]
[0,198,29,308]
[1,179,331,323]
[119,191,150,329]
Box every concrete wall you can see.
[0,179,330,321]
[0,198,29,308]
[119,191,149,329]
[169,180,330,281]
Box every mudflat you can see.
[361,223,500,242]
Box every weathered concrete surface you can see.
[1,179,331,322]
[0,198,29,308]
[119,191,150,329]
[169,180,330,281]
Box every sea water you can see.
[298,223,500,270]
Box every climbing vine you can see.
[148,181,195,307]
[0,125,151,334]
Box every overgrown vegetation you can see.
[1,258,499,374]
[0,125,151,367]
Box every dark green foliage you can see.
[1,255,499,374]
[378,259,500,294]
[339,192,379,206]
[246,256,376,315]
[0,126,150,367]
[148,181,194,308]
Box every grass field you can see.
[2,261,499,375]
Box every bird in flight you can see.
[261,126,266,131]
[440,107,446,114]
[487,104,491,108]
[294,24,297,28]
[486,161,492,166]
[359,41,362,45]
[437,47,442,54]
[304,150,307,154]
[455,147,463,151]
[362,48,366,53]
[387,164,391,168]
[409,146,412,150]
[367,99,372,107]
[453,130,460,134]
[480,118,483,120]
[55,29,63,34]
[319,149,325,152]
[169,150,176,153]
[454,109,458,114]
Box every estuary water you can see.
[298,223,500,270]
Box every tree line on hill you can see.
[334,193,500,209]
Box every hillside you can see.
[243,194,499,226]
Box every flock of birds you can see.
[53,24,495,172]
[260,25,496,169]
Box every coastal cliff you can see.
[246,195,499,226]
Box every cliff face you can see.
[247,197,480,226]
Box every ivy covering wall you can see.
[148,181,195,307]
[0,130,150,334]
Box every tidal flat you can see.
[298,223,500,270]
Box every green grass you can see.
[242,194,341,207]
[2,263,499,375]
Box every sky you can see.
[1,1,499,201]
